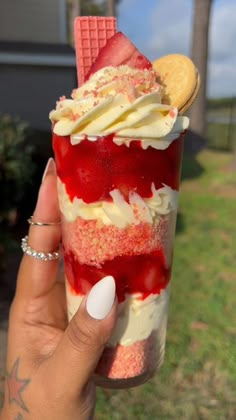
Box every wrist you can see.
[0,406,10,420]
[1,406,26,420]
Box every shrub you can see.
[0,114,35,224]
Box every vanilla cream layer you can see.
[66,280,169,347]
[57,178,178,228]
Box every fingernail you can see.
[42,158,56,183]
[86,276,116,320]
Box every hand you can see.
[1,159,117,420]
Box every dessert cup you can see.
[53,130,185,388]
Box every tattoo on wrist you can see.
[6,358,30,413]
[15,413,25,420]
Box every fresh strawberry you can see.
[127,50,153,70]
[85,32,152,80]
[52,133,72,176]
[64,251,106,294]
[137,252,169,295]
[144,263,164,293]
[74,156,107,202]
[112,173,146,200]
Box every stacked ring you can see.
[21,236,60,261]
[21,215,61,260]
[27,216,61,226]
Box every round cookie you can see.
[152,54,198,111]
[179,70,201,114]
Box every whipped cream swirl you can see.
[50,66,189,149]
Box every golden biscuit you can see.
[179,71,201,115]
[152,54,199,112]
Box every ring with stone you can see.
[21,235,60,261]
[27,215,61,226]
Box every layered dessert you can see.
[50,17,195,387]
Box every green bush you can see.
[0,114,35,224]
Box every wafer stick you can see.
[74,16,117,86]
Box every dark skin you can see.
[0,161,117,420]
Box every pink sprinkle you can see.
[71,89,77,99]
[61,214,169,267]
[96,331,157,379]
[169,109,176,118]
[71,112,80,121]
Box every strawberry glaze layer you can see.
[53,133,184,203]
[62,215,172,302]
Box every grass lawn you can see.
[95,149,236,419]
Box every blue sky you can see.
[117,0,236,98]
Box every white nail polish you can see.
[42,157,56,183]
[86,276,116,320]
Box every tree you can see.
[106,0,116,16]
[70,0,81,29]
[189,0,212,138]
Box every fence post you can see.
[227,97,235,151]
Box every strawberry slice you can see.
[85,32,152,80]
[52,133,72,176]
[74,155,108,202]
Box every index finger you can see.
[16,158,62,300]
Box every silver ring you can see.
[21,235,60,261]
[28,216,61,226]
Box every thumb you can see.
[48,276,117,395]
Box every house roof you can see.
[0,40,76,67]
[0,40,74,55]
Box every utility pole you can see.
[69,0,81,45]
[106,0,116,16]
[189,0,212,138]
[71,0,81,22]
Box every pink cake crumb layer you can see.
[96,332,160,380]
[62,215,170,267]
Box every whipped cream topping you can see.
[50,66,189,149]
[57,177,178,228]
[66,281,169,346]
[109,287,169,346]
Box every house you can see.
[0,0,76,131]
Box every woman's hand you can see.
[1,159,117,420]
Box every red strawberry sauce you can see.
[64,248,171,302]
[53,132,184,203]
[53,133,184,303]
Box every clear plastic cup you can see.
[53,131,185,388]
